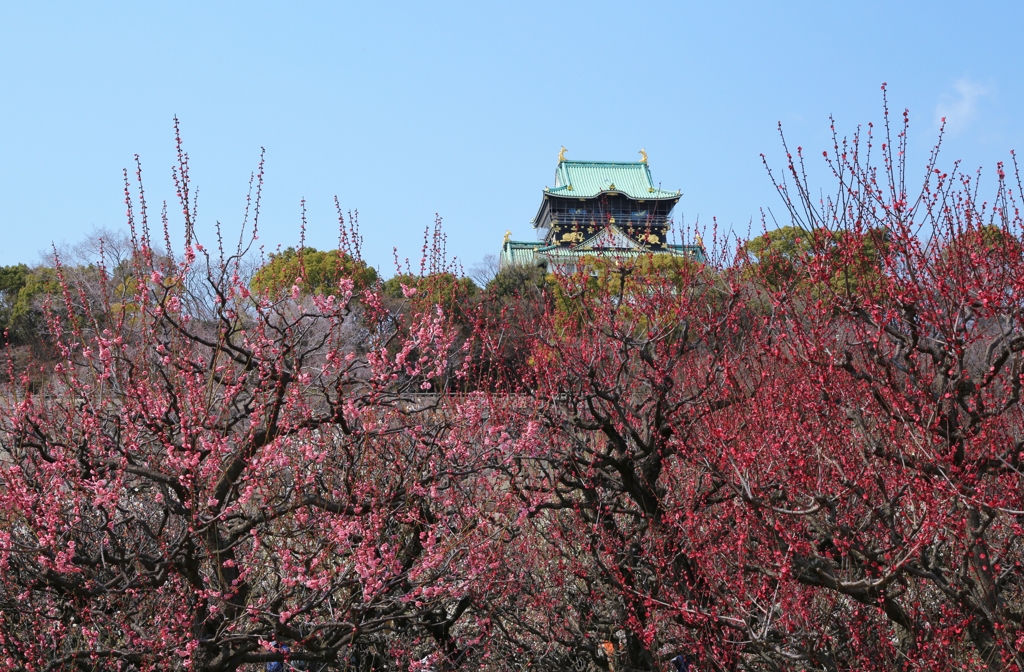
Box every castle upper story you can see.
[501,148,704,271]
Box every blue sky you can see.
[1,1,1021,276]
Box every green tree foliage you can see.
[0,266,68,344]
[381,272,477,313]
[941,223,1023,265]
[2,263,127,347]
[484,263,549,302]
[0,264,30,340]
[250,247,377,297]
[741,225,818,291]
[548,254,707,328]
[742,224,888,297]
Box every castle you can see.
[500,148,704,272]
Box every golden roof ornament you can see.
[503,230,512,245]
[639,148,648,164]
[558,146,568,163]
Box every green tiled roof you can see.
[546,161,679,200]
[667,244,706,263]
[500,241,545,268]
